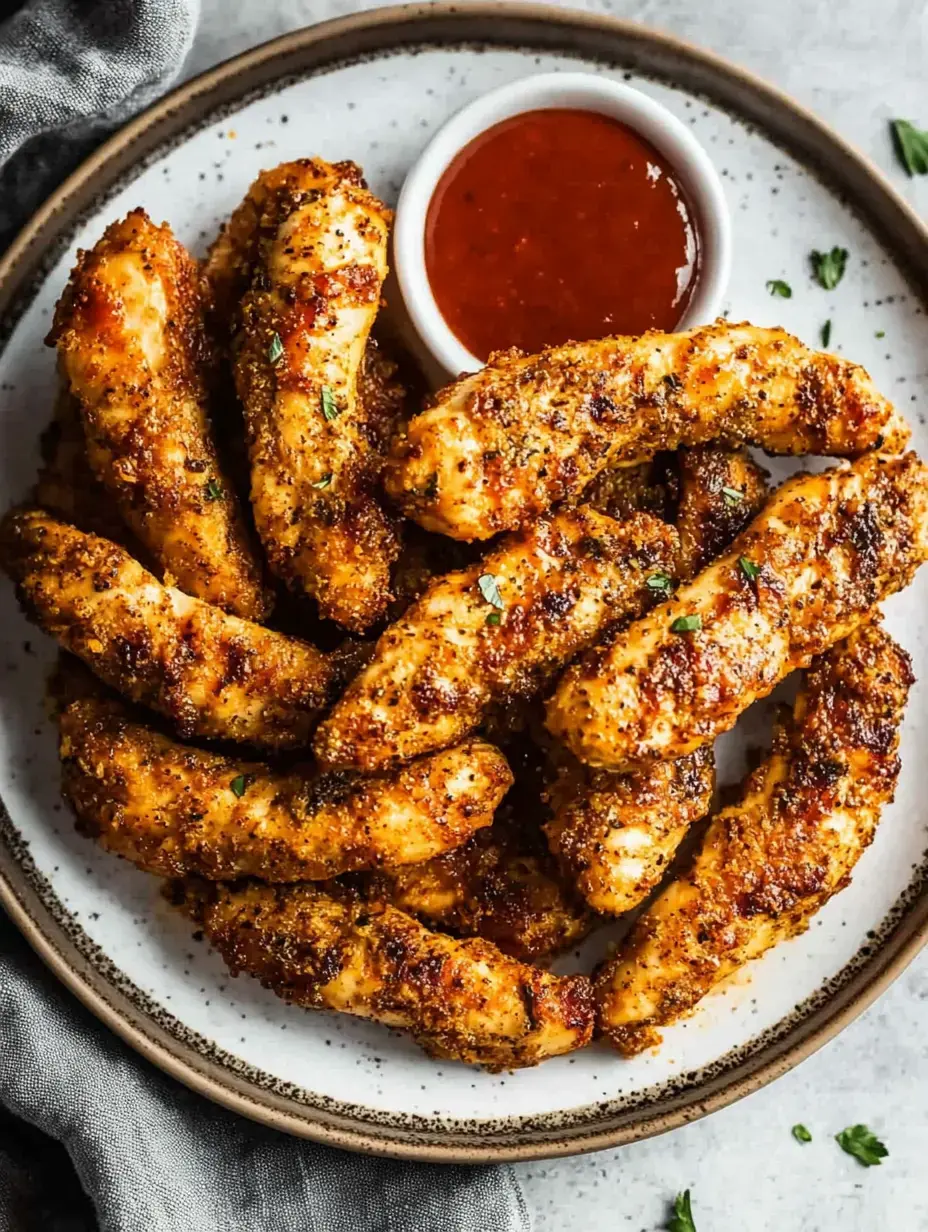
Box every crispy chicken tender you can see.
[49,209,270,620]
[0,509,337,749]
[230,159,399,630]
[544,750,715,916]
[171,878,594,1069]
[596,621,912,1055]
[674,445,770,580]
[60,693,511,880]
[548,452,928,771]
[314,509,677,771]
[385,322,908,540]
[359,805,592,961]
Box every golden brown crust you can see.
[0,509,337,749]
[229,159,399,630]
[172,877,594,1069]
[49,209,271,620]
[674,445,770,580]
[385,321,909,540]
[596,621,913,1055]
[314,509,677,772]
[547,452,928,771]
[60,694,511,880]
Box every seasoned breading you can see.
[358,804,592,961]
[1,509,337,749]
[60,693,511,880]
[49,209,271,620]
[581,457,674,524]
[385,321,909,540]
[596,621,912,1055]
[674,445,770,580]
[171,878,594,1069]
[314,509,677,771]
[544,749,715,916]
[548,452,928,771]
[230,159,399,630]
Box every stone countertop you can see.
[186,3,928,1227]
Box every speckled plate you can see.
[1,3,927,1163]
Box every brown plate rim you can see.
[1,0,927,1164]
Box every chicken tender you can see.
[60,693,510,880]
[314,509,677,771]
[0,509,337,749]
[596,621,912,1055]
[674,445,770,580]
[171,878,594,1069]
[385,322,908,540]
[49,209,270,620]
[230,159,399,630]
[548,452,928,771]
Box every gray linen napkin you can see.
[0,3,533,1228]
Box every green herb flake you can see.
[267,332,284,365]
[792,1123,812,1143]
[477,573,505,611]
[671,614,702,634]
[766,279,792,298]
[204,478,222,501]
[811,246,849,291]
[320,385,340,422]
[229,774,249,799]
[721,486,744,505]
[875,330,886,339]
[311,473,333,490]
[739,556,760,582]
[835,1124,888,1167]
[666,1189,697,1232]
[647,572,674,597]
[820,319,832,348]
[485,611,501,627]
[891,119,928,176]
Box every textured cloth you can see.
[0,4,531,1229]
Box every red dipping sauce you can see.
[425,108,701,360]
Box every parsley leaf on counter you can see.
[477,573,505,610]
[666,1189,697,1232]
[820,319,832,347]
[835,1124,888,1167]
[811,247,849,290]
[671,614,702,634]
[766,279,792,298]
[891,119,928,176]
[792,1123,813,1143]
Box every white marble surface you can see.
[183,3,928,1228]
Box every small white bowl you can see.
[393,71,732,378]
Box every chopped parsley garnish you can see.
[267,332,284,365]
[739,556,760,582]
[835,1124,888,1167]
[875,330,886,339]
[320,385,340,421]
[485,611,501,627]
[792,1123,812,1144]
[229,774,249,798]
[647,572,674,597]
[820,319,832,347]
[721,486,744,505]
[811,246,849,291]
[891,119,928,176]
[671,614,702,634]
[477,573,505,610]
[311,473,333,490]
[766,279,792,298]
[666,1189,697,1232]
[204,478,222,501]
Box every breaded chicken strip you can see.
[314,509,677,771]
[49,209,270,620]
[171,878,594,1069]
[596,621,912,1055]
[548,452,928,771]
[60,693,511,880]
[674,446,770,580]
[385,322,908,540]
[544,749,715,916]
[229,159,398,630]
[0,509,337,749]
[358,805,592,961]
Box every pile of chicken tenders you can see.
[3,156,926,1071]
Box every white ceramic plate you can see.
[1,5,927,1161]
